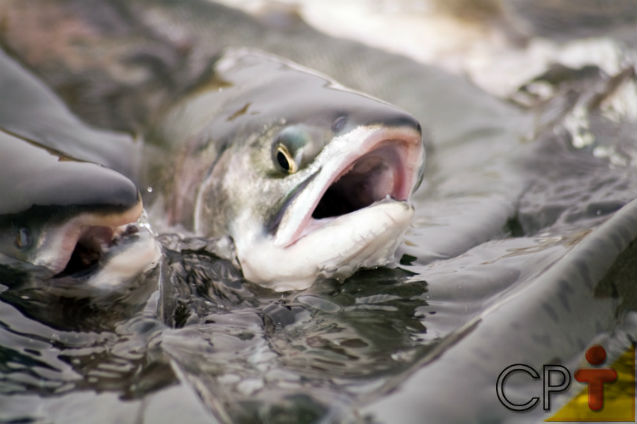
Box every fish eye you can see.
[15,227,31,250]
[273,126,311,174]
[276,144,297,174]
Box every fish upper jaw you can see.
[273,124,423,248]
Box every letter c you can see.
[496,364,540,411]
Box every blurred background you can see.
[220,0,637,99]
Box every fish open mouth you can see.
[275,126,423,247]
[54,224,139,278]
[312,143,412,219]
[49,201,145,279]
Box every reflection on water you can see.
[1,1,636,423]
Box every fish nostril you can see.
[331,115,348,133]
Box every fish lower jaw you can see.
[236,200,414,291]
[82,231,161,292]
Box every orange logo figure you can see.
[545,343,634,422]
[574,345,618,411]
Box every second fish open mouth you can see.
[48,200,145,279]
[54,223,140,278]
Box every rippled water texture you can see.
[1,1,636,423]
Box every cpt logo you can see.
[496,344,636,422]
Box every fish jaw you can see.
[234,124,423,291]
[237,200,413,291]
[65,223,161,294]
[33,199,145,277]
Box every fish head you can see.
[0,130,160,291]
[164,50,425,291]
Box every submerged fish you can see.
[0,49,159,292]
[148,49,425,290]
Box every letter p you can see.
[543,365,571,411]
